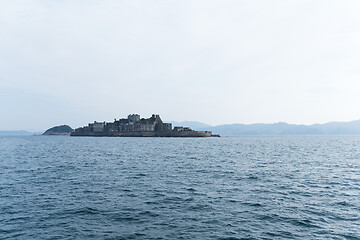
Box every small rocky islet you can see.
[42,125,74,135]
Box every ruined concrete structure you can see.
[71,114,219,137]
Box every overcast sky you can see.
[1,0,360,131]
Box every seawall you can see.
[70,131,217,137]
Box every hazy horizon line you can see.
[2,118,360,133]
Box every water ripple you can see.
[1,136,360,239]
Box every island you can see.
[71,114,219,137]
[43,125,74,135]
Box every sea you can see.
[1,135,360,239]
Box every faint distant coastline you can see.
[0,130,41,136]
[42,125,74,136]
[194,120,360,136]
[5,119,360,137]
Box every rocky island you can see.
[71,114,219,137]
[43,125,74,135]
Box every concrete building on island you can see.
[71,114,219,137]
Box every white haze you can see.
[1,0,360,131]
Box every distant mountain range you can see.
[170,120,360,136]
[169,121,212,130]
[3,119,360,136]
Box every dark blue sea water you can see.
[1,136,360,239]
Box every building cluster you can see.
[74,114,188,134]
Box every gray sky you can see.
[1,0,360,131]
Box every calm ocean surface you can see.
[1,136,360,239]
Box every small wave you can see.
[162,196,186,203]
[113,232,147,239]
[265,230,297,238]
[112,215,140,223]
[336,233,360,240]
[62,207,101,216]
[329,215,360,221]
[334,201,352,207]
[136,173,147,177]
[145,200,159,205]
[290,219,320,229]
[257,213,278,221]
[242,202,263,207]
[188,203,213,211]
[138,210,159,218]
[247,175,259,180]
[218,237,242,240]
[202,219,220,224]
[0,228,20,235]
